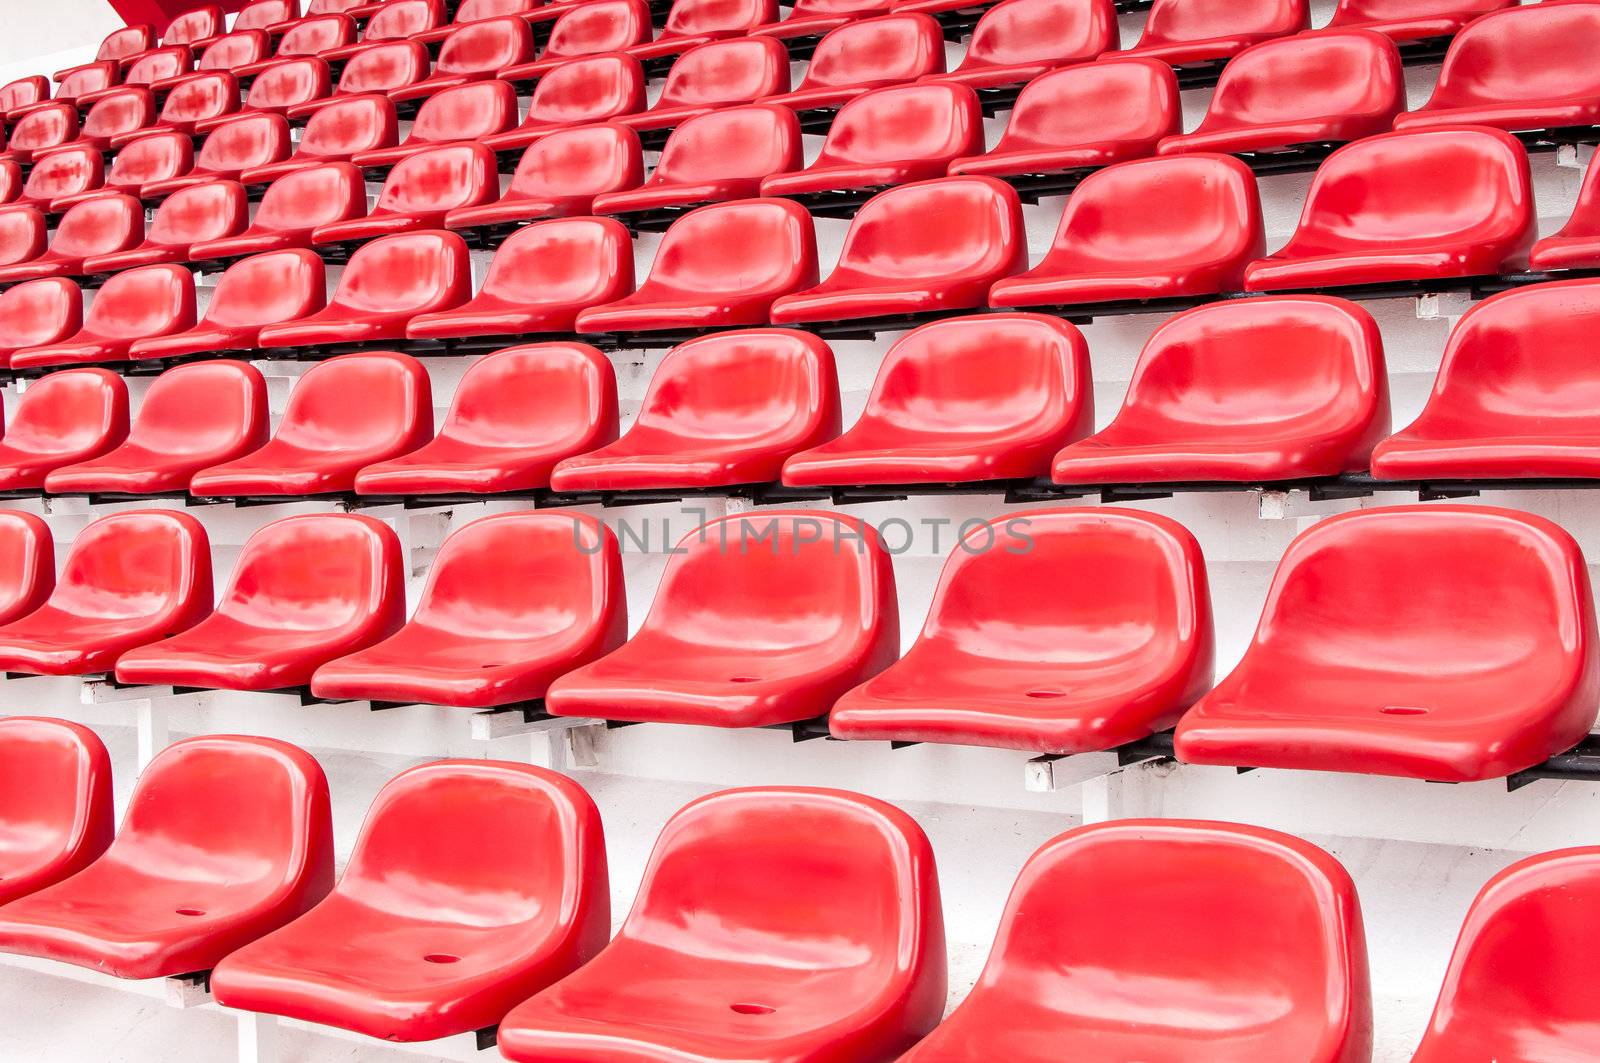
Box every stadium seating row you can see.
[0,720,1591,1059]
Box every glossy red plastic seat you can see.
[136,71,238,137]
[0,194,142,285]
[551,329,837,491]
[320,40,430,101]
[783,313,1088,487]
[505,0,652,77]
[0,735,333,979]
[1370,280,1600,480]
[225,56,332,120]
[165,5,226,48]
[1176,505,1600,781]
[771,176,1025,325]
[81,182,248,274]
[236,0,303,33]
[0,509,209,676]
[259,230,470,348]
[313,144,497,244]
[593,105,800,220]
[48,63,120,109]
[753,0,892,39]
[925,0,1115,93]
[0,717,112,906]
[0,513,52,626]
[244,98,394,186]
[11,265,195,370]
[1394,3,1600,134]
[413,0,537,44]
[763,14,943,112]
[408,218,633,339]
[989,153,1264,309]
[212,759,607,1040]
[446,123,643,231]
[577,198,816,335]
[390,17,534,104]
[0,77,50,120]
[237,14,356,77]
[4,103,79,163]
[0,207,45,268]
[322,0,446,61]
[53,129,191,209]
[183,30,271,78]
[1118,0,1309,69]
[1321,0,1513,44]
[1053,297,1389,484]
[146,112,293,195]
[82,49,189,105]
[115,514,405,690]
[1157,31,1402,158]
[626,0,779,65]
[45,361,270,496]
[130,250,327,361]
[761,83,983,199]
[14,146,104,211]
[1243,127,1534,293]
[617,37,790,139]
[483,54,647,153]
[313,512,622,703]
[52,28,151,87]
[350,79,517,169]
[900,820,1368,1063]
[547,511,894,726]
[189,164,365,262]
[0,161,17,205]
[1530,153,1600,273]
[825,512,1209,752]
[0,368,125,488]
[358,342,617,495]
[498,786,944,1063]
[68,89,156,152]
[189,351,429,498]
[0,279,83,368]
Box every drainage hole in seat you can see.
[730,1003,775,1015]
[424,954,461,964]
[728,676,761,683]
[1380,706,1430,716]
[175,908,206,917]
[1025,689,1066,699]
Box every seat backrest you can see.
[244,56,331,111]
[655,36,790,109]
[97,24,156,63]
[163,5,223,45]
[372,143,498,215]
[660,0,776,39]
[128,360,270,459]
[338,759,607,943]
[248,161,367,234]
[80,87,155,140]
[0,77,49,113]
[105,128,193,188]
[506,123,643,200]
[198,30,270,70]
[276,13,356,55]
[49,194,144,259]
[1328,0,1512,28]
[404,78,518,145]
[297,93,397,157]
[78,264,196,341]
[476,218,635,319]
[436,342,618,453]
[331,230,472,313]
[524,53,646,125]
[1200,31,1402,131]
[787,0,890,17]
[1137,0,1309,47]
[214,512,403,634]
[0,513,53,625]
[798,14,944,89]
[960,0,1117,69]
[362,0,445,41]
[643,198,817,297]
[11,103,78,154]
[235,0,300,32]
[195,111,291,173]
[542,0,652,59]
[202,248,327,328]
[436,16,534,76]
[0,717,111,892]
[1424,2,1600,108]
[122,47,191,87]
[0,161,16,205]
[0,278,82,355]
[337,40,429,94]
[56,62,119,101]
[274,352,432,455]
[650,104,800,186]
[160,72,238,125]
[453,0,534,21]
[825,176,1025,285]
[20,146,103,203]
[48,509,210,622]
[0,207,46,267]
[4,369,128,457]
[622,787,942,1007]
[307,0,366,13]
[814,83,982,168]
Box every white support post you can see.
[530,727,569,772]
[236,1012,279,1063]
[162,974,211,1009]
[135,699,168,772]
[1024,754,1066,793]
[1079,770,1129,825]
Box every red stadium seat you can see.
[755,0,894,40]
[832,509,1209,752]
[901,821,1368,1063]
[1117,0,1310,70]
[312,143,497,244]
[189,164,366,262]
[1157,31,1402,158]
[1411,847,1600,1063]
[783,313,1089,486]
[319,40,430,100]
[617,37,790,141]
[259,230,470,348]
[53,129,191,209]
[46,62,120,108]
[237,0,303,32]
[389,18,534,104]
[129,250,327,361]
[0,717,112,906]
[240,96,395,184]
[45,361,271,496]
[146,111,292,195]
[0,279,82,367]
[189,351,429,498]
[761,83,983,200]
[1394,3,1600,134]
[128,71,238,138]
[0,207,45,268]
[550,329,838,491]
[1530,153,1600,273]
[1320,0,1514,45]
[115,514,405,690]
[4,103,79,164]
[68,88,156,151]
[15,146,104,211]
[1176,505,1600,781]
[312,514,623,704]
[0,77,50,120]
[321,0,447,61]
[81,182,248,273]
[770,176,1026,326]
[72,24,157,73]
[411,0,537,44]
[625,0,779,65]
[446,123,644,232]
[1243,128,1534,292]
[482,54,647,153]
[0,735,333,979]
[989,153,1264,309]
[212,760,608,1040]
[925,0,1115,94]
[0,513,52,626]
[497,786,944,1062]
[350,79,518,169]
[1371,280,1600,481]
[0,162,15,206]
[407,218,634,340]
[0,368,127,490]
[0,194,143,285]
[181,31,270,79]
[11,265,195,370]
[503,0,652,78]
[220,56,331,120]
[235,14,356,77]
[164,5,225,48]
[80,48,190,104]
[575,199,817,336]
[593,105,800,221]
[1053,297,1389,484]
[762,14,944,111]
[357,342,618,495]
[0,509,209,676]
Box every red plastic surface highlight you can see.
[0,717,112,907]
[446,123,644,231]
